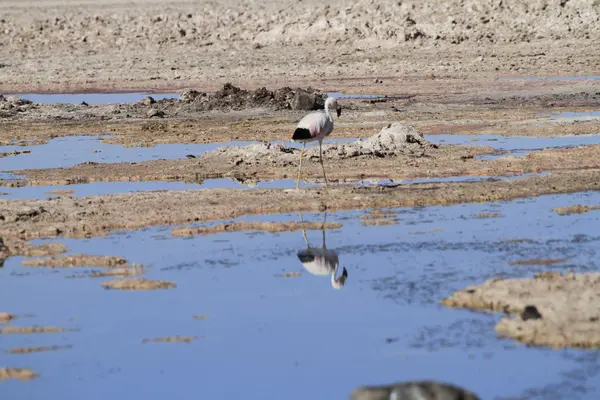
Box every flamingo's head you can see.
[331,267,348,289]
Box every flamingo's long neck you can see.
[324,99,333,120]
[330,263,339,286]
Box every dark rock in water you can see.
[290,88,325,111]
[350,380,481,400]
[521,305,543,320]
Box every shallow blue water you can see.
[429,133,600,160]
[2,191,600,399]
[541,111,600,119]
[18,92,180,105]
[0,135,357,173]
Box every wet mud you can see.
[0,312,16,323]
[21,255,130,268]
[2,168,600,241]
[0,326,69,334]
[0,368,39,381]
[171,221,342,237]
[101,278,176,291]
[6,345,73,355]
[441,271,600,348]
[553,204,600,215]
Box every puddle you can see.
[0,136,356,172]
[541,111,600,119]
[2,191,600,398]
[429,133,600,160]
[0,136,257,171]
[17,92,180,105]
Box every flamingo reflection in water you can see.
[296,212,348,289]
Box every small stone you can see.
[521,305,543,320]
[179,89,203,103]
[139,96,155,106]
[146,109,165,118]
[6,96,32,105]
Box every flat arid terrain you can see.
[1,0,600,399]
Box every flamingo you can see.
[296,212,348,289]
[291,97,342,189]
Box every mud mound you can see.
[176,83,327,111]
[211,122,436,167]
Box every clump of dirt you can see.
[0,312,16,323]
[0,326,68,334]
[441,271,600,348]
[350,380,481,400]
[7,345,72,354]
[212,122,436,168]
[0,368,39,381]
[360,209,397,226]
[0,95,35,119]
[471,212,502,219]
[171,221,342,237]
[274,272,302,278]
[88,267,144,278]
[178,83,326,111]
[1,238,68,265]
[142,336,198,343]
[22,254,129,268]
[553,204,600,215]
[0,150,31,158]
[101,278,176,291]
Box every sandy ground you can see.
[101,278,176,290]
[1,0,599,94]
[442,271,600,348]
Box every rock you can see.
[138,96,155,106]
[521,305,543,320]
[0,94,4,101]
[146,109,165,118]
[290,88,324,111]
[179,89,203,103]
[350,380,481,400]
[5,96,32,105]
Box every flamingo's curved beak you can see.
[336,107,342,118]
